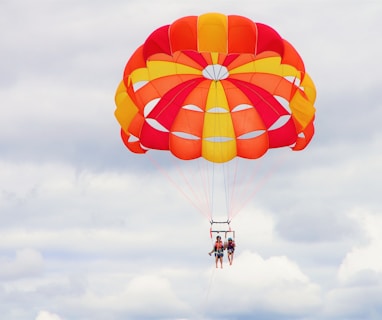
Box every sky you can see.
[1,0,382,319]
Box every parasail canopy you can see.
[115,12,316,164]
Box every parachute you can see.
[114,13,316,230]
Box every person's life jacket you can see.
[215,241,224,251]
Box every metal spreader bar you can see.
[209,219,235,239]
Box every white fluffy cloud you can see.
[206,251,321,317]
[35,310,63,320]
[338,209,382,283]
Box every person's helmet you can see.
[228,238,232,241]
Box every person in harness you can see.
[208,235,225,268]
[226,237,235,265]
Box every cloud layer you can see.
[1,0,382,319]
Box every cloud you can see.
[35,310,63,320]
[124,274,191,317]
[324,283,382,319]
[338,209,382,283]
[315,209,382,319]
[205,251,321,318]
[0,248,44,280]
[55,273,191,318]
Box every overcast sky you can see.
[1,0,382,319]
